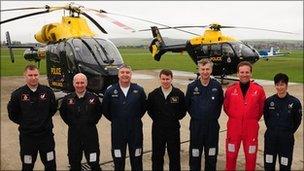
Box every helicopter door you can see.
[46,43,68,91]
[64,43,77,91]
[221,43,237,75]
[209,44,222,75]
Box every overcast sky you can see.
[1,1,303,43]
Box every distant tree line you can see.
[244,40,303,51]
[1,39,302,51]
[1,40,22,46]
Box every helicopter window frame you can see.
[210,44,221,57]
[71,39,103,66]
[230,41,257,57]
[47,45,61,63]
[65,43,77,71]
[92,38,124,65]
[222,43,235,58]
[201,45,210,56]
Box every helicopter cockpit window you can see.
[202,45,209,56]
[210,44,221,56]
[47,45,60,62]
[72,39,100,65]
[222,44,235,57]
[94,38,123,65]
[230,42,257,57]
[72,38,123,66]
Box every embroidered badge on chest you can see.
[269,101,275,110]
[112,89,119,97]
[193,87,200,95]
[288,103,293,109]
[133,90,139,94]
[39,93,47,100]
[170,96,179,103]
[287,103,293,113]
[68,98,75,105]
[21,94,30,101]
[252,90,258,96]
[232,88,238,96]
[89,98,95,104]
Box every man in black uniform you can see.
[185,59,224,171]
[147,69,186,171]
[263,73,302,171]
[7,64,57,171]
[59,73,102,171]
[102,65,146,171]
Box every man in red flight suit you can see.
[224,61,266,170]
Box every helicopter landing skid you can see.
[213,76,239,85]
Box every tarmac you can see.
[1,70,303,170]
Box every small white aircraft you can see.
[259,47,290,60]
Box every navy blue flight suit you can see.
[147,86,186,171]
[263,93,302,171]
[7,84,57,171]
[59,91,102,171]
[102,83,146,171]
[185,79,224,171]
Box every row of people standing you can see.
[7,61,302,171]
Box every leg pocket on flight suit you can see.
[226,138,237,153]
[247,138,258,154]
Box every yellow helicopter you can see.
[139,23,296,80]
[1,4,127,96]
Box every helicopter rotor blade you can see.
[108,12,201,36]
[0,4,108,34]
[137,25,209,32]
[94,12,136,32]
[90,10,200,36]
[0,6,65,25]
[138,24,297,35]
[0,6,49,12]
[0,10,50,25]
[81,11,108,34]
[81,7,136,32]
[220,25,297,34]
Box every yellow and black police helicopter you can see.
[1,4,127,96]
[142,24,295,80]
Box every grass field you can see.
[1,47,303,83]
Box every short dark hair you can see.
[198,58,213,68]
[118,64,132,71]
[237,61,252,73]
[159,69,173,78]
[274,73,289,85]
[24,64,38,72]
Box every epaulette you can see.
[106,85,112,90]
[66,92,76,98]
[188,79,198,86]
[213,78,221,84]
[133,83,145,89]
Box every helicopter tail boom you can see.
[5,31,14,63]
[149,26,186,61]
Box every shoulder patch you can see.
[212,78,221,84]
[134,83,144,91]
